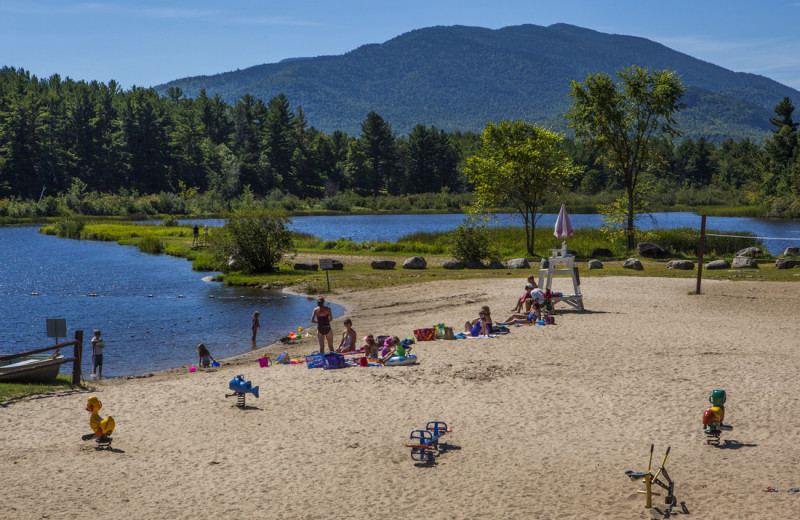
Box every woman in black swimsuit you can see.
[311,297,334,353]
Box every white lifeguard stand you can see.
[537,244,584,311]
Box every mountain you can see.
[155,24,800,141]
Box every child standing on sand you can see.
[91,329,105,380]
[251,311,260,342]
[196,343,217,368]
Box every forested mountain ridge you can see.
[155,23,800,140]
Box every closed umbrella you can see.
[553,204,573,255]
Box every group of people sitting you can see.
[462,275,550,336]
[332,317,411,363]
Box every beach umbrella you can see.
[554,204,573,254]
[554,204,573,239]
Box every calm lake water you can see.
[0,226,341,377]
[2,211,798,377]
[188,212,800,256]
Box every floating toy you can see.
[225,374,259,408]
[385,354,418,366]
[404,421,453,464]
[81,396,115,447]
[625,445,675,509]
[703,389,731,445]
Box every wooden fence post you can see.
[696,216,706,295]
[72,330,83,385]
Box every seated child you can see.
[363,335,380,359]
[378,336,404,363]
[499,302,542,326]
[512,285,534,313]
[196,343,217,368]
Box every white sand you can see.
[3,276,800,519]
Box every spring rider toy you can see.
[81,396,115,447]
[625,445,675,509]
[703,389,731,445]
[225,374,259,408]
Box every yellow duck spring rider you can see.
[81,396,115,445]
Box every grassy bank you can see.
[36,219,795,295]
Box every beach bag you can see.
[323,352,347,370]
[441,326,455,340]
[413,328,436,342]
[305,351,324,369]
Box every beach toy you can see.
[81,396,114,447]
[624,445,675,509]
[298,327,303,333]
[225,374,259,408]
[189,365,196,372]
[211,361,220,367]
[385,354,418,366]
[703,389,731,445]
[275,352,289,365]
[404,421,453,464]
[258,356,270,368]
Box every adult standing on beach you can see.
[251,311,260,343]
[192,224,199,246]
[311,297,334,353]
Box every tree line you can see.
[1,66,799,217]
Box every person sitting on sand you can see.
[465,309,491,337]
[363,335,380,359]
[196,343,217,368]
[336,318,357,353]
[500,301,542,326]
[512,285,535,313]
[378,336,404,363]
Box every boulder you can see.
[587,259,603,270]
[775,258,800,269]
[623,258,643,270]
[782,247,800,257]
[505,258,530,269]
[294,262,318,271]
[732,256,759,268]
[637,242,669,258]
[331,259,344,270]
[370,260,396,270]
[591,247,614,258]
[488,261,506,269]
[442,260,464,270]
[736,247,762,258]
[705,259,731,270]
[667,260,695,270]
[402,256,427,269]
[465,259,485,269]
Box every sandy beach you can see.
[3,275,800,519]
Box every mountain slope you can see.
[156,24,799,140]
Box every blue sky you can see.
[2,0,800,90]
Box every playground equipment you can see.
[703,389,732,445]
[403,421,453,464]
[225,375,259,408]
[81,396,114,448]
[625,445,675,509]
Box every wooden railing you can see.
[0,330,83,385]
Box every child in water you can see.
[196,343,217,368]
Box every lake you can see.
[0,226,342,378]
[186,212,800,256]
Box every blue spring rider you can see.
[404,421,453,464]
[226,374,259,408]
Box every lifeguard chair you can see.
[537,245,584,312]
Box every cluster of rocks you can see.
[292,243,800,274]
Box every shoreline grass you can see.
[0,374,84,404]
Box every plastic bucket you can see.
[258,357,270,368]
[359,356,368,367]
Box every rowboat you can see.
[0,353,64,383]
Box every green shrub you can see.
[208,209,295,273]
[160,215,179,227]
[54,216,85,238]
[449,222,493,264]
[137,236,165,254]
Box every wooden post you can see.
[696,216,706,295]
[72,329,83,385]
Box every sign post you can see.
[319,258,334,292]
[46,318,67,345]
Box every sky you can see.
[2,0,800,91]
